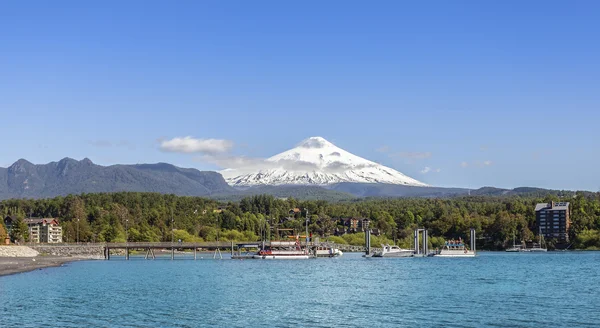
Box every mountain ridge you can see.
[0,157,581,201]
[0,157,233,200]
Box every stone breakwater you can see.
[31,245,105,259]
[0,246,39,257]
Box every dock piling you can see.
[364,219,371,255]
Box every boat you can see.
[505,233,522,252]
[521,228,547,252]
[434,238,475,257]
[252,238,311,259]
[314,246,343,257]
[372,244,414,257]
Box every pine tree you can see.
[10,217,29,243]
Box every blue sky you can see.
[1,1,599,190]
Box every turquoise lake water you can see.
[1,252,599,327]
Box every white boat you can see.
[372,244,414,257]
[434,239,475,257]
[523,244,547,252]
[520,228,547,252]
[505,233,522,252]
[314,246,343,257]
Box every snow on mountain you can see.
[222,137,428,187]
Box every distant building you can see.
[24,218,63,243]
[4,216,63,243]
[289,208,302,216]
[337,218,370,234]
[535,201,570,242]
[213,205,228,213]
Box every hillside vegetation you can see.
[2,192,599,250]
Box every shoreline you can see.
[0,256,99,277]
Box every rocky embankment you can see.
[31,245,105,259]
[0,246,39,257]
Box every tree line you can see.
[1,192,599,249]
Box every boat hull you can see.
[373,251,414,258]
[251,255,311,260]
[315,247,343,257]
[434,250,476,258]
[522,248,547,252]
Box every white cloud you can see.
[483,160,493,166]
[460,162,469,168]
[160,137,233,154]
[420,167,441,174]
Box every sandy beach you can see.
[0,256,90,277]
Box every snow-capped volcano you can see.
[222,137,428,187]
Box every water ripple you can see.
[1,252,600,327]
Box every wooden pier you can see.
[103,242,236,260]
[102,241,376,260]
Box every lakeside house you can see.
[288,208,302,216]
[334,218,380,236]
[3,216,63,243]
[213,205,228,213]
[535,201,570,243]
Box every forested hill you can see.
[0,158,233,199]
[2,192,600,250]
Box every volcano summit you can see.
[222,137,428,187]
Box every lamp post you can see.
[77,218,80,244]
[125,219,129,244]
[171,216,174,244]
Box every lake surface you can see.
[1,252,599,327]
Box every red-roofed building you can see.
[24,218,63,243]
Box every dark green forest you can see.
[2,192,600,250]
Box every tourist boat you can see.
[252,239,311,260]
[372,244,414,257]
[314,246,343,257]
[434,239,475,257]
